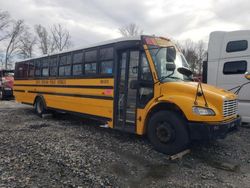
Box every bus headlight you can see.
[192,106,215,116]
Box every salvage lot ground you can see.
[0,100,250,187]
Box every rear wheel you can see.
[34,97,46,117]
[147,111,190,155]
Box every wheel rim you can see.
[156,121,176,143]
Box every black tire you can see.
[147,110,190,155]
[34,97,46,117]
[0,90,4,100]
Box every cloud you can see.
[0,0,249,47]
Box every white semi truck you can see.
[203,30,250,123]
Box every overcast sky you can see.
[1,0,250,48]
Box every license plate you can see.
[4,88,11,90]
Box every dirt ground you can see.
[0,100,250,188]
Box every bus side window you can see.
[72,51,83,76]
[139,53,153,107]
[49,56,58,77]
[42,58,49,77]
[59,54,72,77]
[35,60,41,77]
[99,47,114,74]
[29,61,35,77]
[141,53,153,81]
[85,50,97,74]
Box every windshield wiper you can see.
[167,76,183,80]
[154,75,182,84]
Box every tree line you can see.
[0,9,207,74]
[0,10,72,69]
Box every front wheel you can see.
[147,111,190,155]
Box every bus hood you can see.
[160,81,236,101]
[159,81,237,122]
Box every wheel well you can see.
[144,102,187,134]
[34,95,47,109]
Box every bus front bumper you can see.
[188,116,241,140]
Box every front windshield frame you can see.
[148,46,190,82]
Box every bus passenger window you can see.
[59,54,72,76]
[29,61,35,77]
[73,51,83,76]
[100,47,113,60]
[85,50,97,74]
[34,60,41,77]
[85,63,97,74]
[49,57,58,77]
[42,58,49,77]
[100,61,113,74]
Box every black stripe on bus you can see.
[13,89,25,92]
[14,84,113,89]
[27,91,113,100]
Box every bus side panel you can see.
[14,91,36,105]
[14,78,114,120]
[45,95,113,119]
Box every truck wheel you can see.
[147,111,190,155]
[34,97,46,117]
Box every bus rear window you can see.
[15,62,29,79]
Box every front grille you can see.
[223,99,238,118]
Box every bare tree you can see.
[178,39,207,74]
[196,40,207,74]
[35,24,54,54]
[51,24,71,52]
[119,23,143,37]
[4,20,25,69]
[19,29,36,59]
[0,10,11,42]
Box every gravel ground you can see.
[0,100,250,188]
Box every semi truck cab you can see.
[203,30,250,123]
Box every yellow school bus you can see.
[14,35,240,155]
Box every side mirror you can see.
[166,63,176,71]
[130,80,140,89]
[245,72,250,80]
[166,46,176,62]
[177,67,193,77]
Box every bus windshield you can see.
[149,47,190,82]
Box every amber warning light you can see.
[143,36,170,47]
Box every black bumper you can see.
[188,116,241,140]
[1,88,13,98]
